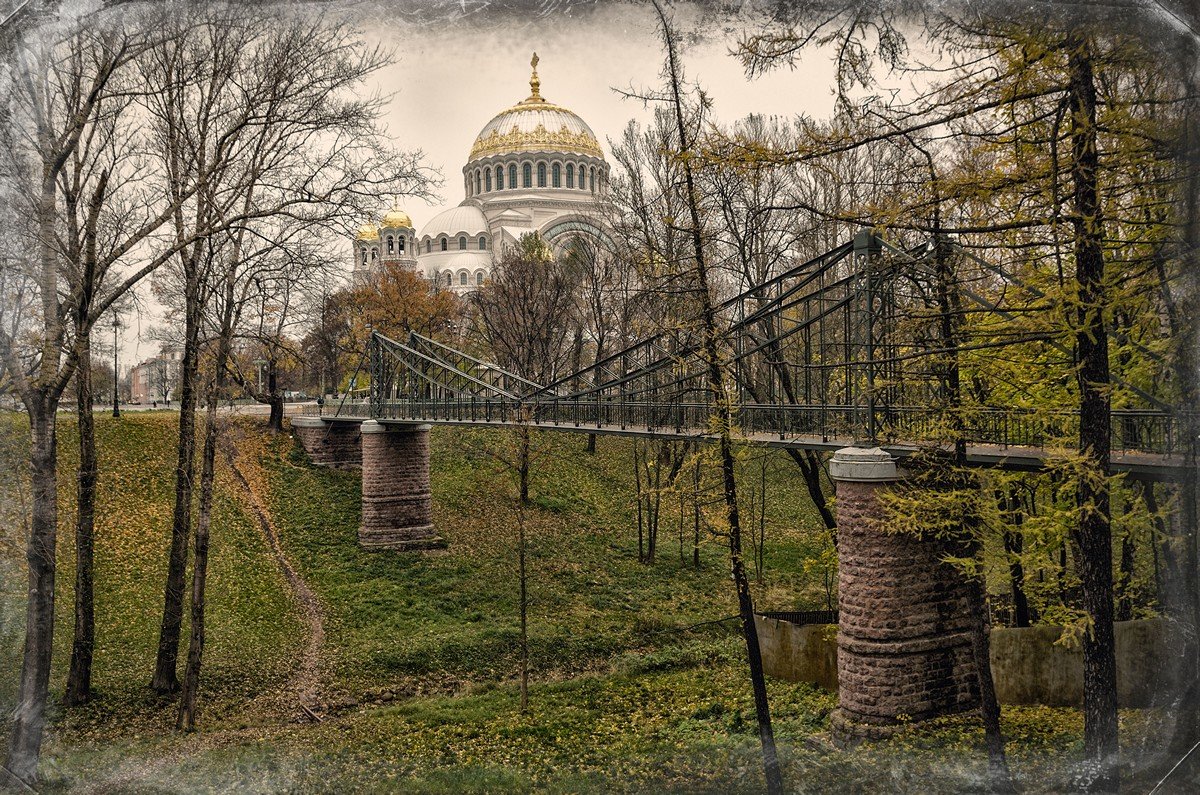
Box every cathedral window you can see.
[399,236,405,253]
[485,169,492,191]
[590,167,596,192]
[475,171,482,194]
[537,162,546,187]
[459,236,467,250]
[476,270,485,286]
[459,270,468,286]
[478,235,487,250]
[426,239,431,254]
[523,162,532,188]
[496,165,504,190]
[440,237,447,251]
[552,163,561,187]
[509,164,518,190]
[361,248,367,265]
[580,163,588,188]
[566,163,574,188]
[387,235,394,254]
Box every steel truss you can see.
[337,231,1183,464]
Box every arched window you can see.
[566,163,574,188]
[509,164,517,190]
[360,248,367,265]
[537,162,546,187]
[523,162,532,188]
[370,248,377,260]
[440,237,447,251]
[458,236,467,250]
[459,270,468,286]
[580,164,588,189]
[590,167,596,192]
[552,163,561,187]
[475,171,482,195]
[398,236,405,253]
[445,271,452,286]
[386,235,394,254]
[476,270,485,286]
[485,169,492,191]
[478,235,487,250]
[496,165,504,190]
[425,239,432,254]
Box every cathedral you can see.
[352,54,611,293]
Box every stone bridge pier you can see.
[290,416,363,469]
[291,417,444,551]
[829,446,979,743]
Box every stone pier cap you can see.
[360,419,432,433]
[829,446,897,482]
[290,415,327,429]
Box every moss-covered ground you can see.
[0,412,1176,792]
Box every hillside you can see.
[0,413,1163,792]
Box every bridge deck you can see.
[311,410,1185,481]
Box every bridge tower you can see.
[828,446,980,742]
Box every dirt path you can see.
[222,436,326,712]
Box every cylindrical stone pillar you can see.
[829,447,978,743]
[291,416,362,469]
[359,420,444,551]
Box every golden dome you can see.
[381,208,413,228]
[468,54,604,162]
[355,222,379,241]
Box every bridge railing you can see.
[348,398,1183,457]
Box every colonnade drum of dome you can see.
[323,230,1187,480]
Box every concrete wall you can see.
[755,616,838,690]
[990,618,1179,708]
[758,616,1177,709]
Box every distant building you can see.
[350,53,611,293]
[129,346,181,403]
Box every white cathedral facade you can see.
[352,54,611,293]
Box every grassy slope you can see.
[254,425,834,700]
[0,414,1163,792]
[1,412,302,737]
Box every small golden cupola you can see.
[355,222,380,241]
[381,206,413,229]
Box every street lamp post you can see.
[112,314,120,418]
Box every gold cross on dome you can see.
[529,52,541,100]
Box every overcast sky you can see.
[373,1,838,229]
[121,0,844,363]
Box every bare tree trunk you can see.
[517,419,530,713]
[4,399,58,787]
[177,386,219,730]
[654,5,782,789]
[267,362,284,433]
[153,297,200,695]
[1066,31,1119,790]
[65,334,97,706]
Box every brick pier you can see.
[290,416,362,469]
[829,447,979,743]
[358,420,445,551]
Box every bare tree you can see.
[142,4,433,697]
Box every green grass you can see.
[254,425,833,699]
[1,412,303,736]
[0,413,1172,792]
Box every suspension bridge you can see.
[309,230,1187,482]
